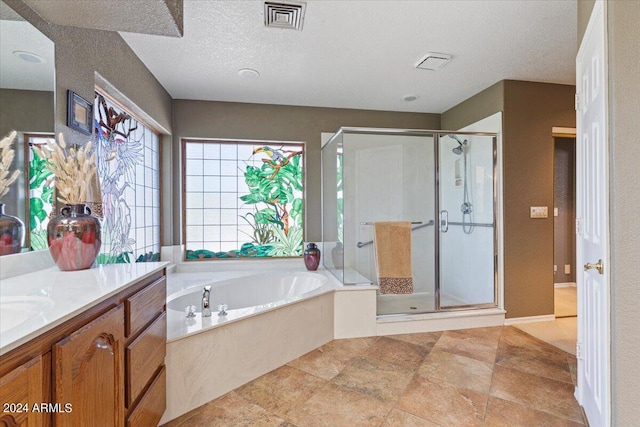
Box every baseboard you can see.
[554,282,577,288]
[504,314,555,325]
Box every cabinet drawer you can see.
[126,312,166,407]
[126,276,166,338]
[127,366,166,427]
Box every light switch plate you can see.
[530,206,549,218]
[554,208,559,217]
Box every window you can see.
[25,134,55,250]
[93,92,161,263]
[182,140,304,260]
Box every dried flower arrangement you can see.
[36,133,97,205]
[0,131,20,202]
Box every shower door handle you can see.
[440,210,449,233]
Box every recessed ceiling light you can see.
[238,68,260,79]
[13,50,44,63]
[403,94,419,102]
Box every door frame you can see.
[551,128,577,292]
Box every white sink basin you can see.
[0,296,54,334]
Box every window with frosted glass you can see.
[94,92,161,263]
[183,140,304,260]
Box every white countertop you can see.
[0,262,168,356]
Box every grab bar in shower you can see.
[356,220,435,248]
[447,221,494,228]
[359,221,424,225]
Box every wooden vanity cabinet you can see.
[0,354,49,427]
[53,305,125,427]
[0,268,166,427]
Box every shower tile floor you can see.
[376,292,467,315]
[163,326,586,426]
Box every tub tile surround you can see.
[162,326,586,426]
[163,291,335,424]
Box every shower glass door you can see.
[438,134,497,309]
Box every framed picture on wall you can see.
[66,90,93,135]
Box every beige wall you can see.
[171,100,440,243]
[503,81,576,318]
[441,81,504,131]
[606,0,640,423]
[442,80,575,319]
[0,88,54,216]
[0,89,54,136]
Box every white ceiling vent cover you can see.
[264,1,306,31]
[415,53,452,71]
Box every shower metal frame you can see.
[322,127,499,315]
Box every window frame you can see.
[181,137,306,261]
[94,89,163,262]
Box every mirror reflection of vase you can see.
[0,203,25,255]
[331,242,344,268]
[47,204,101,271]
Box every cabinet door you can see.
[53,305,125,427]
[0,355,47,427]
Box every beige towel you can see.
[373,221,413,294]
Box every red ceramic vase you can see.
[47,204,101,271]
[304,243,320,271]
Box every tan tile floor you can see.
[163,326,586,427]
[514,287,578,355]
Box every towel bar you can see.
[356,220,435,248]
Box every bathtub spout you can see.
[202,285,212,317]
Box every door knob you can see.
[584,259,604,275]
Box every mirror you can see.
[0,0,55,251]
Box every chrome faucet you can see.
[202,285,212,317]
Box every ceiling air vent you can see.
[264,1,306,31]
[415,53,452,71]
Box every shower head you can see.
[448,134,467,155]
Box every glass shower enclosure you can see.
[322,128,497,315]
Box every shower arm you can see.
[356,220,435,248]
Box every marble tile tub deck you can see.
[162,326,586,426]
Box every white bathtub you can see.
[163,265,342,424]
[168,271,326,314]
[166,270,333,341]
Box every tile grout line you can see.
[482,325,503,425]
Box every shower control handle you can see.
[440,210,449,233]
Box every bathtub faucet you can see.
[202,285,212,317]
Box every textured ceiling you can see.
[22,0,183,37]
[121,0,576,114]
[0,19,54,91]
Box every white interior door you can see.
[575,1,610,425]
